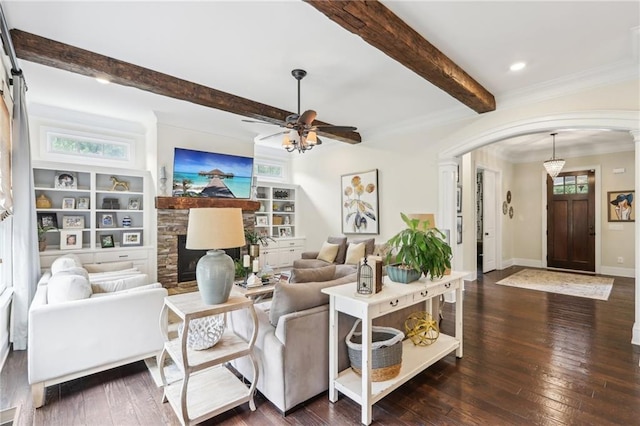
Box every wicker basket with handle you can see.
[346,319,404,382]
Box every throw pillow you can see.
[47,271,92,304]
[316,241,340,263]
[327,236,348,264]
[91,274,150,293]
[50,254,83,275]
[351,238,376,257]
[345,242,366,265]
[290,264,336,283]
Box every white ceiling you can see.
[2,1,639,158]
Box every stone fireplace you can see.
[155,197,259,293]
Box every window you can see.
[254,160,287,182]
[47,131,130,161]
[553,175,589,195]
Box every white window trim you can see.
[40,126,136,168]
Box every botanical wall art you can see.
[341,169,379,234]
[608,190,634,222]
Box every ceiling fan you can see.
[243,69,357,152]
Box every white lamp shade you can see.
[186,208,245,250]
[306,131,318,146]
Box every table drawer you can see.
[94,249,148,263]
[378,295,411,314]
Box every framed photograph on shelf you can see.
[62,215,85,229]
[60,230,82,250]
[100,234,115,248]
[127,197,140,210]
[256,216,268,226]
[456,186,462,213]
[37,212,58,229]
[99,212,116,228]
[456,216,463,244]
[279,226,292,238]
[77,197,90,209]
[54,171,78,190]
[122,231,142,246]
[607,190,635,222]
[61,197,76,210]
[341,169,379,234]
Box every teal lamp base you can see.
[196,249,235,304]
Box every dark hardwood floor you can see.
[2,266,639,425]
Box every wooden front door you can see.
[547,170,595,272]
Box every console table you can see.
[322,271,466,425]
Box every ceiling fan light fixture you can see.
[307,131,318,146]
[543,133,565,178]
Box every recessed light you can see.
[95,77,110,84]
[509,62,526,72]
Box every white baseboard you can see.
[511,258,544,268]
[599,266,635,278]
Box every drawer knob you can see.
[421,290,428,297]
[390,299,399,307]
[119,255,129,258]
[444,283,451,289]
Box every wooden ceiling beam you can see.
[304,0,496,114]
[9,29,362,145]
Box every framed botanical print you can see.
[341,169,379,234]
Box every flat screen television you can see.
[172,147,254,199]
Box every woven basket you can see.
[346,320,404,382]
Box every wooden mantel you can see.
[155,196,260,211]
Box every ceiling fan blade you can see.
[258,130,288,141]
[242,119,273,124]
[298,110,317,125]
[312,125,358,132]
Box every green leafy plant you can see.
[234,259,246,279]
[386,213,452,280]
[244,229,275,246]
[37,223,56,242]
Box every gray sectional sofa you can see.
[228,262,413,414]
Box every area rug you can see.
[496,269,613,300]
[144,356,182,387]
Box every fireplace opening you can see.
[177,235,241,283]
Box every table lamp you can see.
[186,208,245,304]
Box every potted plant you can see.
[37,223,56,252]
[385,213,453,283]
[244,229,275,258]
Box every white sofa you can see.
[28,255,167,408]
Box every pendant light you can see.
[543,132,565,178]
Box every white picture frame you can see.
[127,197,140,210]
[54,171,78,190]
[60,230,82,250]
[62,215,85,229]
[61,197,76,210]
[77,197,90,209]
[256,216,268,226]
[122,231,142,246]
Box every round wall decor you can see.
[506,190,512,203]
[509,206,514,218]
[502,201,508,215]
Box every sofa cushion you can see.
[327,236,348,264]
[316,241,340,263]
[269,273,356,326]
[91,274,150,293]
[47,270,92,304]
[50,254,83,275]
[290,265,336,283]
[91,282,162,297]
[84,261,134,273]
[351,238,375,257]
[345,242,366,265]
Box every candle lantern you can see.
[357,258,374,296]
